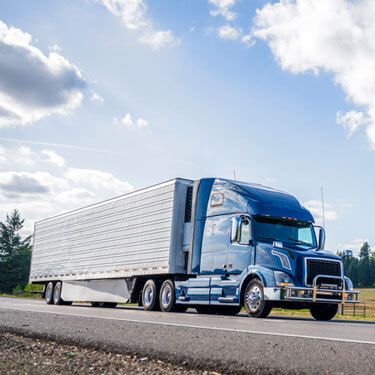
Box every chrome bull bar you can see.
[284,274,360,304]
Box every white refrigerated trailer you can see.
[30,178,193,310]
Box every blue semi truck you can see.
[30,178,359,321]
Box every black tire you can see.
[243,279,272,318]
[310,304,338,321]
[159,280,174,312]
[45,282,54,305]
[142,279,160,311]
[160,279,186,312]
[53,281,64,305]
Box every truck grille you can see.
[306,258,342,286]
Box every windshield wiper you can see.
[287,238,312,246]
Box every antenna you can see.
[321,187,326,229]
[233,170,236,181]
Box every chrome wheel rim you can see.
[144,285,154,306]
[161,285,172,307]
[246,285,262,312]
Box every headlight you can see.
[274,271,294,287]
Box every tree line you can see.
[0,210,32,294]
[0,210,374,293]
[340,242,375,287]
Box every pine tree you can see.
[358,242,372,286]
[0,210,32,293]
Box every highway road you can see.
[1,297,374,374]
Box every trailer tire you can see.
[310,304,338,321]
[243,280,272,318]
[142,279,160,311]
[53,281,64,305]
[45,282,54,305]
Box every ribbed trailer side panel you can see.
[30,179,192,282]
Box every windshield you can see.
[253,216,317,249]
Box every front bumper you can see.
[266,275,360,304]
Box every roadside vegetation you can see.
[0,210,32,295]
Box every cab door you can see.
[226,215,253,275]
[210,216,253,305]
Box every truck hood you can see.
[255,242,342,286]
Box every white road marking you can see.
[1,305,374,346]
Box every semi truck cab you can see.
[174,178,359,320]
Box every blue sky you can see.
[0,0,374,254]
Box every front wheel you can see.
[310,304,338,321]
[243,280,272,318]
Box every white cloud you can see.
[64,168,133,196]
[121,113,133,127]
[304,200,338,225]
[217,24,241,40]
[216,24,254,46]
[97,0,180,49]
[136,117,148,128]
[90,90,104,103]
[117,112,149,129]
[139,30,179,49]
[0,20,86,127]
[0,146,134,233]
[41,149,65,167]
[209,0,237,21]
[252,0,375,148]
[49,44,62,52]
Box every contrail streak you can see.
[0,137,121,154]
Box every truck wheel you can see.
[53,281,64,305]
[142,279,160,311]
[45,282,54,305]
[310,304,338,321]
[244,280,272,318]
[159,279,185,312]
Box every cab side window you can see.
[239,217,251,245]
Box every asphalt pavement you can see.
[1,297,374,374]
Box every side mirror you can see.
[318,227,326,250]
[230,216,241,242]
